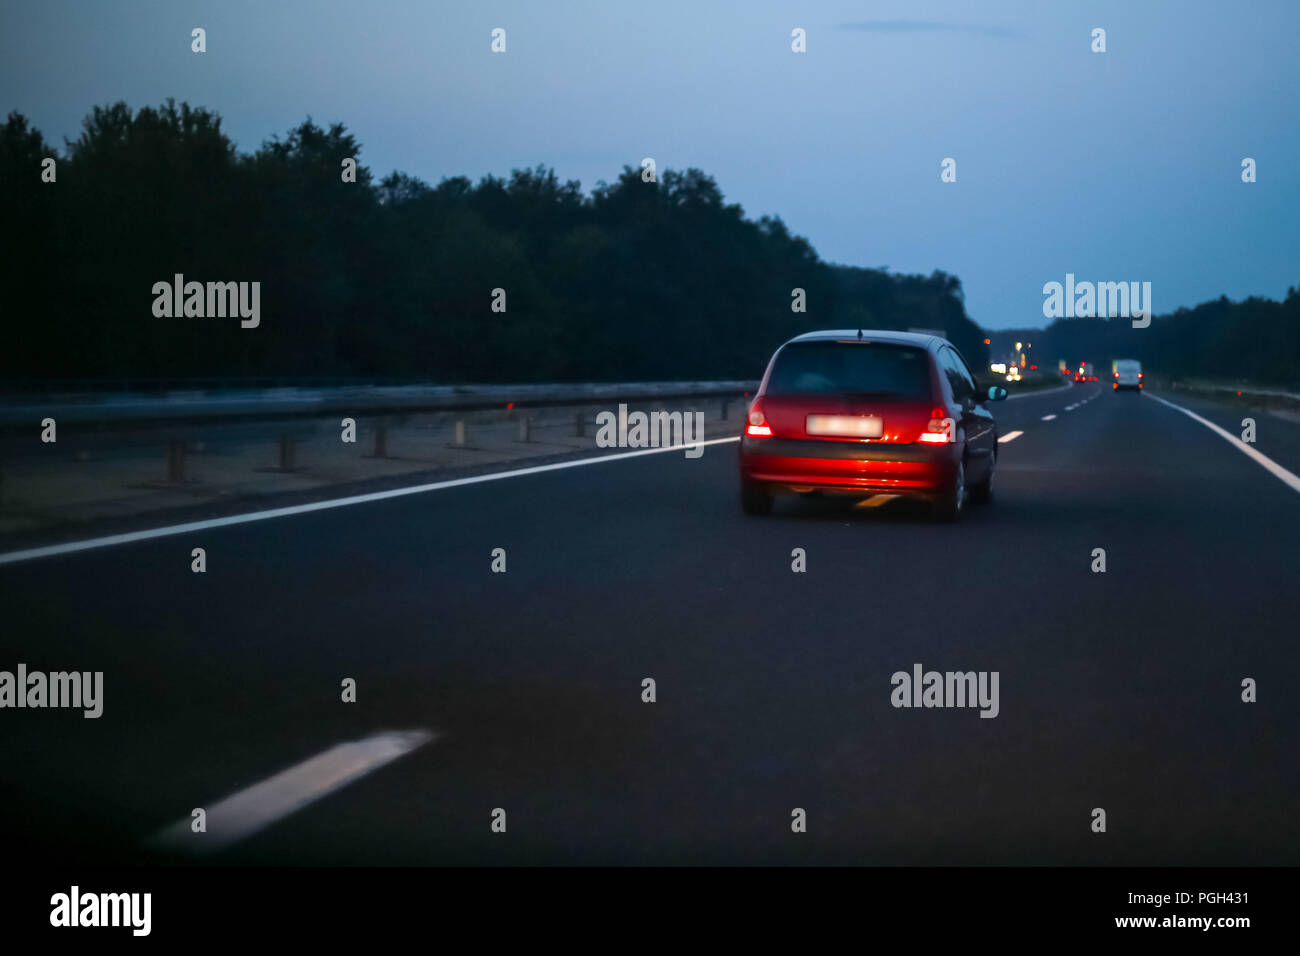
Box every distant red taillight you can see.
[1113,382,1118,389]
[1138,372,1143,379]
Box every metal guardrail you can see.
[0,381,761,431]
[1163,379,1300,402]
[0,381,761,491]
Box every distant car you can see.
[738,330,1008,522]
[1075,362,1096,382]
[1114,359,1143,391]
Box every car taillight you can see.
[745,407,772,437]
[918,408,953,443]
[1138,372,1143,378]
[1115,371,1119,377]
[1113,382,1118,389]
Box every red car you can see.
[738,330,1007,522]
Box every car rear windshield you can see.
[1116,360,1141,371]
[765,341,933,399]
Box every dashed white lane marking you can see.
[998,431,1024,443]
[0,437,742,566]
[1041,414,1057,421]
[1147,394,1300,495]
[145,730,435,855]
[1064,404,1078,411]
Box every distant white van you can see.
[1114,359,1143,391]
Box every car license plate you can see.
[806,414,883,438]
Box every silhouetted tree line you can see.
[4,100,992,387]
[996,290,1300,387]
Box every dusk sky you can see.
[4,0,1297,330]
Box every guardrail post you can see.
[720,398,729,420]
[167,441,186,482]
[450,420,468,448]
[574,411,585,437]
[278,435,296,471]
[373,424,388,458]
[517,417,531,442]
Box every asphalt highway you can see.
[2,380,1298,865]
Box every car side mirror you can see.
[986,386,1008,402]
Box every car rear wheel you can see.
[741,479,773,516]
[969,455,994,505]
[933,460,966,522]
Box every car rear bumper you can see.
[739,436,960,495]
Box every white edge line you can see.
[1041,414,1057,421]
[145,730,435,855]
[1147,394,1300,495]
[998,431,1025,443]
[0,436,742,566]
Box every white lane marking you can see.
[0,436,742,566]
[998,431,1024,443]
[1041,414,1057,421]
[1147,394,1300,495]
[1064,404,1078,411]
[146,730,435,855]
